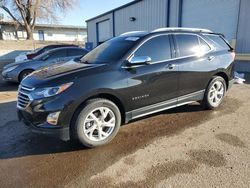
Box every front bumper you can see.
[2,70,18,82]
[18,109,70,141]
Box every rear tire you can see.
[202,76,226,110]
[72,98,121,148]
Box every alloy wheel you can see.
[83,107,116,142]
[208,80,225,107]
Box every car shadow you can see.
[0,100,206,159]
[0,80,19,92]
[0,101,88,160]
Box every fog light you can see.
[47,112,61,125]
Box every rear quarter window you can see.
[204,34,230,50]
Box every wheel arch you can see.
[214,72,229,90]
[18,68,35,82]
[70,92,126,136]
[87,93,126,124]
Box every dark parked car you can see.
[15,44,78,62]
[2,47,89,82]
[17,28,235,148]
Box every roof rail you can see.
[152,27,213,33]
[120,31,148,36]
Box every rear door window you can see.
[175,34,211,57]
[134,35,171,63]
[175,34,200,57]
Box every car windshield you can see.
[80,36,140,64]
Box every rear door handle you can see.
[207,56,215,61]
[165,64,175,70]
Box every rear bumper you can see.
[17,109,70,141]
[228,79,235,90]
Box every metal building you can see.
[86,0,250,71]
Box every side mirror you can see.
[129,56,152,66]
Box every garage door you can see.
[181,0,240,42]
[97,20,111,44]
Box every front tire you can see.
[72,98,121,148]
[203,76,226,109]
[19,69,33,82]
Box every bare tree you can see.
[0,0,76,40]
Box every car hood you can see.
[3,59,34,69]
[25,59,106,82]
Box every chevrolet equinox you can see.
[17,28,235,147]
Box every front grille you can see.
[17,85,34,109]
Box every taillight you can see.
[231,51,236,59]
[228,48,236,59]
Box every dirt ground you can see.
[0,80,249,187]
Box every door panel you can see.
[126,61,178,110]
[177,56,214,97]
[125,34,179,111]
[174,34,215,97]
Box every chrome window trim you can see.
[126,33,172,64]
[122,32,215,69]
[172,33,214,58]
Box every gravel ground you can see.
[0,79,249,187]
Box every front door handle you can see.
[207,56,215,61]
[165,64,175,70]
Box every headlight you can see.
[4,65,18,73]
[31,82,73,99]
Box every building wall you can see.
[87,13,114,47]
[0,25,87,42]
[87,0,168,46]
[33,28,87,42]
[114,0,168,35]
[236,0,250,53]
[87,0,248,53]
[168,0,181,27]
[181,0,240,42]
[1,25,18,40]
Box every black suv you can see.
[18,28,235,147]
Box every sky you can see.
[58,0,134,26]
[0,0,133,26]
